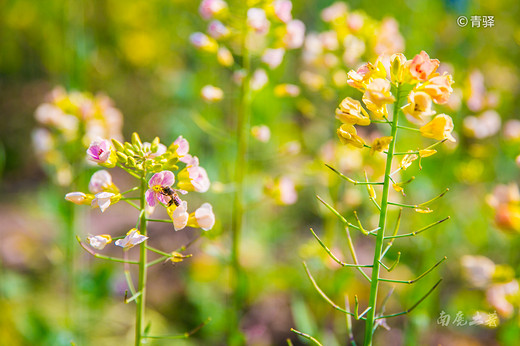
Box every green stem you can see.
[230,5,251,342]
[364,84,401,345]
[135,170,148,346]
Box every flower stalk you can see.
[364,83,401,345]
[230,4,252,339]
[66,133,215,344]
[135,170,148,346]
[301,51,455,345]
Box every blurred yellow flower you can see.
[402,91,435,121]
[370,136,393,155]
[337,124,365,148]
[362,78,396,119]
[422,73,454,104]
[335,97,370,126]
[419,114,456,142]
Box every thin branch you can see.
[145,245,171,257]
[121,186,139,195]
[302,262,366,319]
[123,199,141,210]
[144,317,212,339]
[376,279,442,319]
[384,216,450,239]
[175,234,203,252]
[76,236,139,264]
[418,188,449,206]
[121,197,140,201]
[381,209,402,259]
[379,252,401,272]
[396,125,420,132]
[344,226,372,283]
[290,329,323,346]
[310,228,373,268]
[344,295,357,346]
[325,164,384,185]
[379,257,447,284]
[125,291,142,304]
[353,211,369,236]
[393,139,448,156]
[354,295,372,320]
[316,195,361,231]
[117,163,141,179]
[146,218,173,223]
[146,256,169,268]
[124,252,137,296]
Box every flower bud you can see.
[117,152,128,163]
[131,132,143,150]
[65,192,94,205]
[112,138,125,152]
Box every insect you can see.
[160,186,182,207]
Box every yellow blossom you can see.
[274,84,300,97]
[362,78,396,119]
[346,60,387,90]
[402,91,435,121]
[390,53,410,84]
[422,73,454,104]
[170,251,192,263]
[370,136,393,155]
[408,50,440,81]
[335,97,370,126]
[217,47,234,67]
[419,149,437,157]
[400,151,418,170]
[392,183,404,195]
[420,114,456,142]
[337,124,365,148]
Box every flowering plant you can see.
[66,132,214,344]
[295,51,455,345]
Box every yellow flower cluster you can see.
[336,51,455,149]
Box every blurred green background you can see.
[1,0,520,345]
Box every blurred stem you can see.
[230,6,251,343]
[364,84,401,346]
[135,170,148,346]
[64,196,76,330]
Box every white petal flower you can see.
[195,203,215,231]
[170,201,189,231]
[88,170,113,193]
[115,229,148,249]
[87,234,112,250]
[65,192,88,205]
[92,192,115,212]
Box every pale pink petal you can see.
[149,172,164,187]
[145,189,156,207]
[161,171,175,186]
[157,193,170,205]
